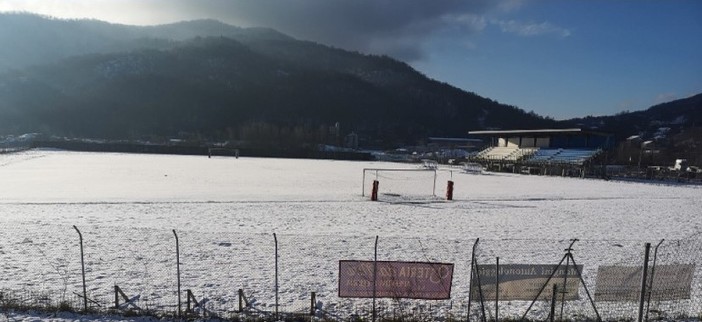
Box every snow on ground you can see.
[0,150,701,320]
[1,311,161,322]
[1,150,699,239]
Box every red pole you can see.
[446,180,454,200]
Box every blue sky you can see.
[414,1,702,119]
[1,0,700,120]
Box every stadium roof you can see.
[468,128,611,136]
[428,137,483,143]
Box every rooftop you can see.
[468,128,611,136]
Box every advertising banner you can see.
[338,260,453,299]
[595,264,695,301]
[470,264,583,301]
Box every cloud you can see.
[0,0,525,61]
[443,13,488,31]
[168,0,508,61]
[654,92,678,104]
[492,19,571,38]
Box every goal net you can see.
[362,168,438,201]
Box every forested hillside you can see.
[1,13,698,151]
[0,14,555,148]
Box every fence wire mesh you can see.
[470,237,702,321]
[1,222,701,321]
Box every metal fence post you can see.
[73,225,88,312]
[467,238,486,322]
[638,243,651,322]
[550,284,557,322]
[310,291,316,316]
[373,235,379,322]
[467,241,474,322]
[186,289,192,314]
[238,289,244,313]
[645,239,665,322]
[560,242,573,320]
[495,257,499,322]
[173,229,181,318]
[274,233,279,321]
[114,285,119,309]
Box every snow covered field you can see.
[1,150,701,320]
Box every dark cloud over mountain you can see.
[152,0,508,61]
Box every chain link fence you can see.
[1,222,701,321]
[469,237,702,321]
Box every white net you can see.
[362,168,438,201]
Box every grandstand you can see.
[525,148,602,165]
[527,148,562,163]
[468,128,612,177]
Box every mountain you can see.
[563,94,702,166]
[2,14,698,152]
[0,14,556,148]
[563,94,702,141]
[0,13,289,72]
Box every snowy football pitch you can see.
[0,150,700,319]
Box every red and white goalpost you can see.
[362,168,438,200]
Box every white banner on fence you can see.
[595,264,695,301]
[471,264,583,301]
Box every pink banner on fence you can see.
[338,260,454,299]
